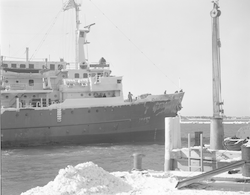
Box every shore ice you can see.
[21,162,249,195]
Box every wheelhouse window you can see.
[50,64,55,70]
[29,79,34,86]
[29,64,34,69]
[11,64,17,68]
[20,64,26,68]
[75,73,79,78]
[83,73,88,78]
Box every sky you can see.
[1,0,250,117]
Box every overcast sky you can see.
[1,0,250,117]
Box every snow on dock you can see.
[21,162,250,195]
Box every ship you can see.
[0,0,184,148]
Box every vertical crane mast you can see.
[211,1,223,118]
[210,1,224,150]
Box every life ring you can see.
[223,137,248,151]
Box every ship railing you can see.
[89,63,110,69]
[4,83,27,90]
[63,78,88,87]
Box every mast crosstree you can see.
[63,0,94,69]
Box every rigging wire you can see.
[88,0,179,88]
[30,9,63,60]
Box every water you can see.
[1,123,247,195]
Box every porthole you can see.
[88,110,90,113]
[81,94,83,97]
[16,80,19,83]
[24,95,27,98]
[33,95,36,98]
[54,95,57,98]
[5,80,8,83]
[5,96,8,99]
[96,109,98,112]
[89,93,91,96]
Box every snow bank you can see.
[21,162,132,195]
[21,162,250,195]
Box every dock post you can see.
[241,142,250,177]
[210,118,224,150]
[164,117,181,172]
[132,153,145,171]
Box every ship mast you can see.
[74,1,80,69]
[210,0,224,150]
[63,0,82,69]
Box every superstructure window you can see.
[29,64,34,69]
[83,73,88,78]
[29,79,34,86]
[11,64,17,68]
[75,73,79,78]
[2,64,8,68]
[50,64,55,70]
[20,64,26,68]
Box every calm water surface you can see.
[1,124,247,195]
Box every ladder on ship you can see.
[187,133,204,172]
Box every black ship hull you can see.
[1,93,184,148]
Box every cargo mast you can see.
[210,0,224,150]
